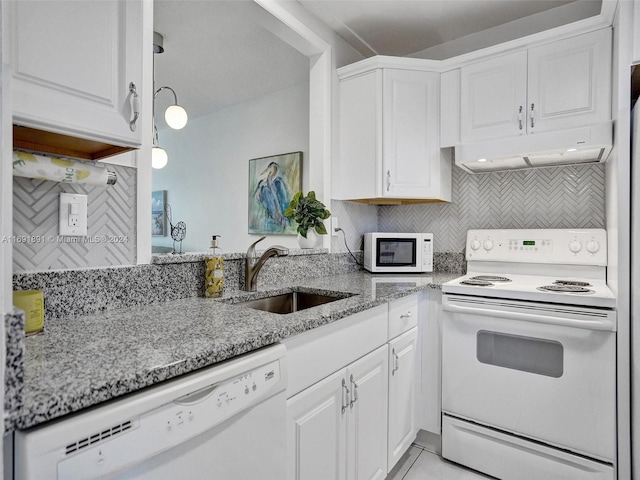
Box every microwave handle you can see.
[443,300,616,332]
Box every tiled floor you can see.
[386,444,493,480]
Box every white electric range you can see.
[441,229,617,480]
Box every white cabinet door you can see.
[7,0,143,147]
[346,346,388,480]
[287,369,347,480]
[382,70,444,199]
[460,50,528,143]
[527,28,611,134]
[388,327,418,471]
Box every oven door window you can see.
[477,331,563,378]
[376,238,416,267]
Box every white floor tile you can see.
[386,445,422,480]
[390,447,494,480]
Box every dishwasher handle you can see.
[444,299,616,331]
[174,383,219,405]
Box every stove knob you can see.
[586,240,600,254]
[569,240,582,253]
[483,239,494,251]
[470,239,481,251]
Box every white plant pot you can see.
[297,230,318,249]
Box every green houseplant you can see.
[284,191,331,240]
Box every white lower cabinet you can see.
[417,289,442,434]
[387,327,418,470]
[286,295,421,480]
[287,346,388,480]
[287,369,347,480]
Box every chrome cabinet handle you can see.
[400,311,412,319]
[530,103,535,128]
[341,378,350,414]
[129,82,140,132]
[386,170,391,192]
[392,348,399,376]
[349,375,359,408]
[518,105,523,130]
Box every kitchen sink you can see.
[233,291,353,314]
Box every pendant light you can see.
[152,32,188,169]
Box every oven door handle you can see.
[444,302,616,331]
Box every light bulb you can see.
[165,104,188,129]
[152,147,168,169]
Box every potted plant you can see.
[285,191,331,248]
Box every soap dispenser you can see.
[205,235,224,298]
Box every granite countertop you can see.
[7,271,459,431]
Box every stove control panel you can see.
[466,229,607,266]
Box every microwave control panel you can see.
[422,235,433,270]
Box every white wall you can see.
[152,82,310,253]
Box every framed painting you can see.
[248,151,302,235]
[152,190,167,237]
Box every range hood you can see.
[454,122,613,174]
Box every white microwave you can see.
[363,232,433,273]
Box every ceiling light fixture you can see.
[478,158,488,163]
[152,32,188,169]
[566,148,579,152]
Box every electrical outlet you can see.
[331,217,339,237]
[59,193,88,236]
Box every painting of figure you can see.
[248,152,301,235]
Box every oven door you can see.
[442,294,616,462]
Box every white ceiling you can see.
[153,0,603,126]
[153,0,310,127]
[299,0,600,57]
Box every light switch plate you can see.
[59,193,88,236]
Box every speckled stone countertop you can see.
[7,271,459,432]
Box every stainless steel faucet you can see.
[244,236,289,291]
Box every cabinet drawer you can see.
[283,304,388,398]
[388,294,418,340]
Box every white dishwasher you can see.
[13,344,287,480]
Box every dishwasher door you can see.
[14,344,287,480]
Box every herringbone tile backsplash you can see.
[13,165,136,272]
[379,164,606,253]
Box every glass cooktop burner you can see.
[537,285,593,294]
[470,275,512,283]
[553,280,592,287]
[460,279,494,287]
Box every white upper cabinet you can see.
[527,29,611,133]
[459,28,611,144]
[460,51,528,143]
[6,0,144,157]
[337,63,451,204]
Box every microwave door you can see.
[377,238,417,268]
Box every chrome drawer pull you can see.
[350,375,358,408]
[400,311,412,319]
[129,82,140,132]
[341,378,350,414]
[530,103,535,128]
[392,348,399,375]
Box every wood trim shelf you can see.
[13,125,134,161]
